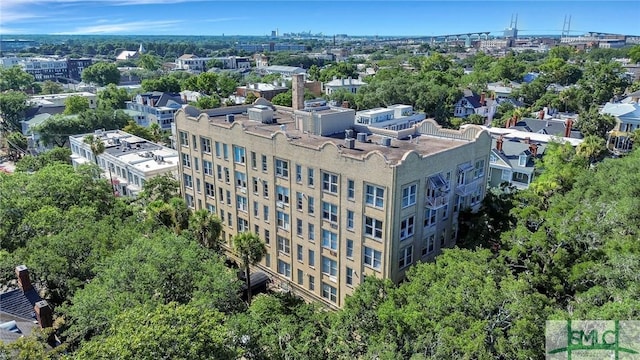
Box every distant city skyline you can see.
[1,1,638,37]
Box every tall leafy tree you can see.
[40,80,64,95]
[575,106,617,138]
[64,95,91,115]
[81,62,121,86]
[97,83,130,110]
[0,66,35,91]
[0,90,29,132]
[188,209,223,251]
[233,232,267,303]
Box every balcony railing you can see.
[456,178,480,196]
[425,194,448,209]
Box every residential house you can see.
[454,89,497,120]
[236,82,289,101]
[0,266,54,345]
[506,117,582,139]
[175,83,491,308]
[487,81,521,99]
[324,77,366,96]
[602,91,640,154]
[70,130,178,197]
[263,65,306,79]
[125,92,185,130]
[175,54,211,72]
[488,137,546,189]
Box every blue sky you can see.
[1,1,638,36]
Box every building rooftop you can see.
[196,108,484,165]
[71,130,178,175]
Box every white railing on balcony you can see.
[425,194,448,209]
[456,178,480,196]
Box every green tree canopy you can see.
[0,90,30,132]
[0,66,35,91]
[40,80,64,95]
[64,95,91,115]
[81,62,121,86]
[97,83,130,110]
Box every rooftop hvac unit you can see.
[357,133,367,143]
[345,138,355,149]
[382,137,392,147]
[345,129,354,139]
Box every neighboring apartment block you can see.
[125,92,185,130]
[175,103,491,308]
[70,130,178,197]
[0,57,92,81]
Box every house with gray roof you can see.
[125,92,185,130]
[602,92,640,154]
[508,117,583,139]
[488,137,546,189]
[454,89,497,120]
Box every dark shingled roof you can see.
[0,288,42,321]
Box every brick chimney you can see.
[564,118,573,138]
[34,300,53,328]
[538,110,545,119]
[480,92,486,106]
[292,74,305,111]
[529,143,538,157]
[496,135,504,152]
[15,265,32,293]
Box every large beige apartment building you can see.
[175,101,491,308]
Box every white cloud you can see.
[56,19,182,34]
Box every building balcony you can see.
[455,178,481,196]
[425,194,449,209]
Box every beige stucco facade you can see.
[175,107,491,308]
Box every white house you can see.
[324,77,366,95]
[70,130,178,197]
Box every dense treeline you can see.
[1,131,639,358]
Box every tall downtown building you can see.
[175,102,491,308]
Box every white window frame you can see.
[365,184,384,208]
[401,184,417,208]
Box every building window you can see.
[309,249,315,267]
[322,283,337,303]
[253,201,259,218]
[183,174,193,188]
[442,204,449,221]
[322,172,338,194]
[215,141,221,157]
[185,194,194,208]
[296,192,303,211]
[364,216,383,240]
[440,230,446,248]
[263,181,269,198]
[296,218,303,236]
[276,186,290,204]
[347,179,355,200]
[346,210,354,229]
[307,168,315,186]
[295,164,302,183]
[263,205,269,221]
[252,177,259,194]
[297,269,304,285]
[275,159,289,178]
[265,253,270,267]
[205,182,215,198]
[422,234,435,256]
[264,229,270,245]
[321,256,337,277]
[277,236,290,254]
[322,202,338,223]
[474,159,485,179]
[203,160,213,176]
[233,145,245,164]
[402,184,417,208]
[309,275,315,290]
[277,211,290,230]
[181,153,191,168]
[308,223,315,242]
[346,267,353,286]
[235,171,247,190]
[365,184,384,208]
[216,165,223,180]
[261,155,268,172]
[206,203,216,214]
[297,244,304,262]
[238,217,249,232]
[346,239,354,258]
[364,247,381,270]
[251,151,257,169]
[307,196,315,215]
[222,144,229,160]
[237,195,248,212]
[224,167,230,183]
[321,229,338,251]
[399,246,413,269]
[277,260,291,278]
[200,137,211,153]
[179,131,189,147]
[424,208,437,228]
[226,190,231,205]
[400,216,415,240]
[471,186,483,205]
